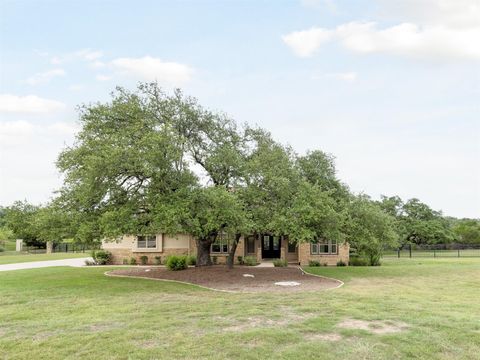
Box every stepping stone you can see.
[243,274,255,278]
[275,281,300,286]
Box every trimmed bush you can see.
[308,260,321,267]
[349,256,368,266]
[237,256,244,265]
[140,255,148,265]
[336,260,347,266]
[187,255,196,266]
[122,258,128,265]
[129,257,137,265]
[93,250,112,265]
[154,256,162,265]
[166,255,188,271]
[0,247,5,252]
[243,256,257,266]
[273,258,288,267]
[212,256,218,265]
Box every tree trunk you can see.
[46,241,53,254]
[227,233,242,269]
[196,237,214,266]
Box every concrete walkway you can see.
[257,261,274,267]
[0,257,92,272]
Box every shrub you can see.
[243,256,257,266]
[323,262,328,266]
[0,247,4,252]
[237,256,244,265]
[129,257,137,265]
[140,255,148,265]
[187,255,196,266]
[84,259,95,266]
[166,255,188,271]
[212,256,218,265]
[93,250,112,265]
[308,260,321,267]
[336,260,347,267]
[273,258,288,267]
[349,256,368,266]
[369,254,382,266]
[122,258,129,265]
[154,256,162,265]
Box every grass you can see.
[0,252,89,265]
[2,238,16,251]
[0,258,479,359]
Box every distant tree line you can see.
[0,83,478,265]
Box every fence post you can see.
[409,244,412,258]
[458,249,460,258]
[433,249,436,258]
[397,249,400,258]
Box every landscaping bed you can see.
[107,266,341,292]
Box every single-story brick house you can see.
[102,234,349,266]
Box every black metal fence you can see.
[24,243,100,254]
[384,244,480,258]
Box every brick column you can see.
[256,247,262,263]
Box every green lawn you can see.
[0,259,479,359]
[0,252,89,265]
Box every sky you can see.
[0,0,479,218]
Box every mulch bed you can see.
[107,266,341,293]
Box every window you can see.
[211,233,231,253]
[272,236,280,251]
[310,239,338,254]
[263,235,270,249]
[137,235,157,249]
[288,241,297,253]
[246,236,256,254]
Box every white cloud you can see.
[325,72,357,82]
[301,0,337,12]
[0,120,35,146]
[49,49,103,65]
[282,28,333,57]
[284,0,480,61]
[48,121,79,135]
[68,84,84,91]
[283,22,480,61]
[0,94,66,114]
[376,0,480,28]
[0,120,78,205]
[25,68,65,85]
[90,60,105,69]
[95,74,111,81]
[111,56,193,84]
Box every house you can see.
[102,233,350,265]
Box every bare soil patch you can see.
[107,266,341,293]
[337,319,409,334]
[305,333,343,342]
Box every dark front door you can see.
[261,235,281,259]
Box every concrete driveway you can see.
[0,257,92,272]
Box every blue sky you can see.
[0,0,479,218]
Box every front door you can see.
[261,235,281,258]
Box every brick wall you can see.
[106,235,246,265]
[108,248,189,265]
[298,242,350,266]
